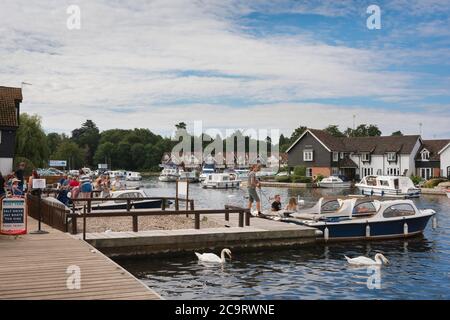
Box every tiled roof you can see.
[0,86,22,128]
[417,140,450,161]
[290,129,421,155]
[338,157,358,168]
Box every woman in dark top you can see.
[0,172,6,197]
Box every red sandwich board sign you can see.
[1,197,27,235]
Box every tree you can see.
[324,125,345,137]
[391,130,403,136]
[15,113,49,167]
[289,126,307,144]
[71,120,100,166]
[345,124,382,137]
[52,140,86,169]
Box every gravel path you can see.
[77,215,223,233]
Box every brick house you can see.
[0,86,23,175]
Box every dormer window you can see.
[421,149,430,161]
[361,152,370,162]
[303,150,314,162]
[333,152,339,162]
[387,152,397,161]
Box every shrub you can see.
[291,175,312,183]
[315,174,324,182]
[423,178,448,189]
[293,165,306,176]
[275,175,291,183]
[410,175,423,186]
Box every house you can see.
[438,142,450,179]
[286,129,422,180]
[0,86,23,175]
[415,140,450,179]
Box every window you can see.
[361,152,370,162]
[321,200,341,212]
[421,150,430,161]
[303,150,314,162]
[447,166,450,179]
[331,167,339,175]
[380,180,389,186]
[333,152,339,162]
[387,152,397,161]
[362,167,373,177]
[383,204,415,218]
[387,167,400,176]
[353,202,377,216]
[340,152,345,159]
[419,168,432,180]
[306,168,313,177]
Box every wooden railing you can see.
[67,205,251,240]
[27,194,69,232]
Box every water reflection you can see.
[117,178,450,300]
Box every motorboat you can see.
[106,170,127,180]
[199,163,216,181]
[202,173,241,189]
[234,169,250,179]
[283,198,435,240]
[126,171,142,181]
[90,189,163,211]
[256,167,278,178]
[179,170,199,183]
[318,176,352,188]
[158,167,179,182]
[355,175,420,198]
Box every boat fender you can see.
[432,216,437,229]
[403,220,408,235]
[324,225,329,241]
[381,190,385,196]
[371,189,374,196]
[366,223,370,238]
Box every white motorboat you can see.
[159,168,179,182]
[90,190,163,211]
[199,163,215,181]
[202,173,241,189]
[355,175,420,198]
[106,170,127,180]
[318,176,351,188]
[179,170,199,183]
[281,197,435,240]
[126,171,142,181]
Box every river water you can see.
[118,178,450,300]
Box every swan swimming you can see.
[195,248,232,263]
[345,253,389,266]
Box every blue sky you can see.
[0,0,449,138]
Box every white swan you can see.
[195,248,232,263]
[345,253,389,266]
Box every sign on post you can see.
[176,180,189,211]
[1,197,27,235]
[49,160,67,167]
[32,179,47,190]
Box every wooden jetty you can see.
[0,217,160,300]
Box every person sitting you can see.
[271,194,282,212]
[11,178,24,196]
[285,197,298,212]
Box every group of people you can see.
[55,170,126,206]
[247,164,298,216]
[0,162,37,198]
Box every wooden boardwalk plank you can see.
[0,217,160,300]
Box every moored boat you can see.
[355,175,420,198]
[179,170,199,183]
[283,198,435,241]
[126,171,142,181]
[318,176,351,188]
[202,173,241,189]
[90,189,163,211]
[158,167,179,182]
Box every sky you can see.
[1,0,450,139]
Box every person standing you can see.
[14,162,26,192]
[0,172,6,198]
[247,164,262,216]
[79,169,92,199]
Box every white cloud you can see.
[0,0,449,138]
